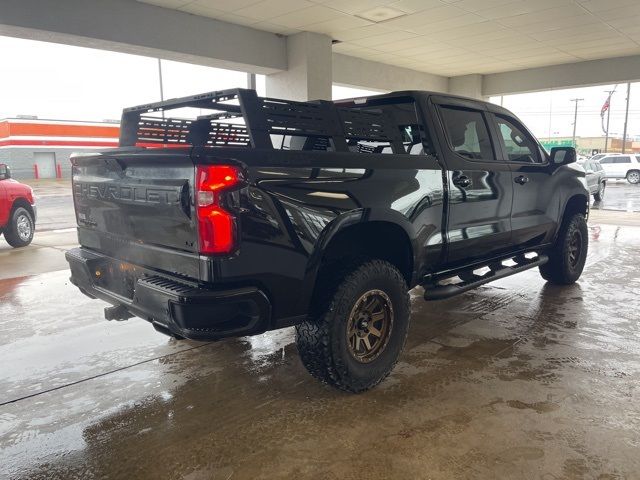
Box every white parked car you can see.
[598,154,640,184]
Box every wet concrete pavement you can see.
[1,221,640,479]
[591,181,640,212]
[0,230,77,280]
[26,179,76,232]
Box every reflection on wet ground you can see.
[591,181,640,212]
[1,224,639,479]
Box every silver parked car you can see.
[578,158,607,201]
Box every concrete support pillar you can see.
[449,74,484,100]
[266,32,332,101]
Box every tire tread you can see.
[295,259,410,393]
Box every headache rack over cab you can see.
[118,88,410,154]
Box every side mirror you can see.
[0,163,10,180]
[550,147,577,165]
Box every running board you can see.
[422,254,548,301]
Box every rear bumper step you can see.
[423,253,548,301]
[66,247,271,341]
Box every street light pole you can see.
[570,98,584,149]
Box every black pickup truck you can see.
[66,89,589,392]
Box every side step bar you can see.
[423,253,548,301]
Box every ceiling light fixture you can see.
[355,6,407,23]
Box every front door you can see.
[432,99,513,265]
[490,113,557,249]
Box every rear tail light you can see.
[196,165,243,255]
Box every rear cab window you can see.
[338,97,431,155]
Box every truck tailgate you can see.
[71,150,201,278]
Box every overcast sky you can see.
[492,83,640,140]
[1,35,639,139]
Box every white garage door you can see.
[34,152,56,178]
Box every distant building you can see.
[539,136,640,155]
[0,118,119,179]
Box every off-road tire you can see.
[295,259,410,393]
[593,181,605,201]
[539,213,588,285]
[4,206,34,248]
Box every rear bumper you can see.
[65,247,271,341]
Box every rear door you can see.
[490,113,557,249]
[431,97,513,264]
[599,155,624,178]
[613,156,633,178]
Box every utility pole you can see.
[622,82,631,153]
[157,58,165,102]
[570,98,584,149]
[157,58,165,119]
[603,89,615,152]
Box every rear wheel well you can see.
[315,222,414,289]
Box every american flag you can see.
[601,87,616,117]
[601,96,611,117]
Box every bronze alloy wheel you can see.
[568,228,583,268]
[346,289,394,363]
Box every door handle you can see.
[453,175,471,188]
[514,175,529,185]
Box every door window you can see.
[599,156,615,164]
[614,156,631,163]
[438,106,494,161]
[495,115,542,163]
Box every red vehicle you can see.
[0,163,36,248]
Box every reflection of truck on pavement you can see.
[66,89,589,392]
